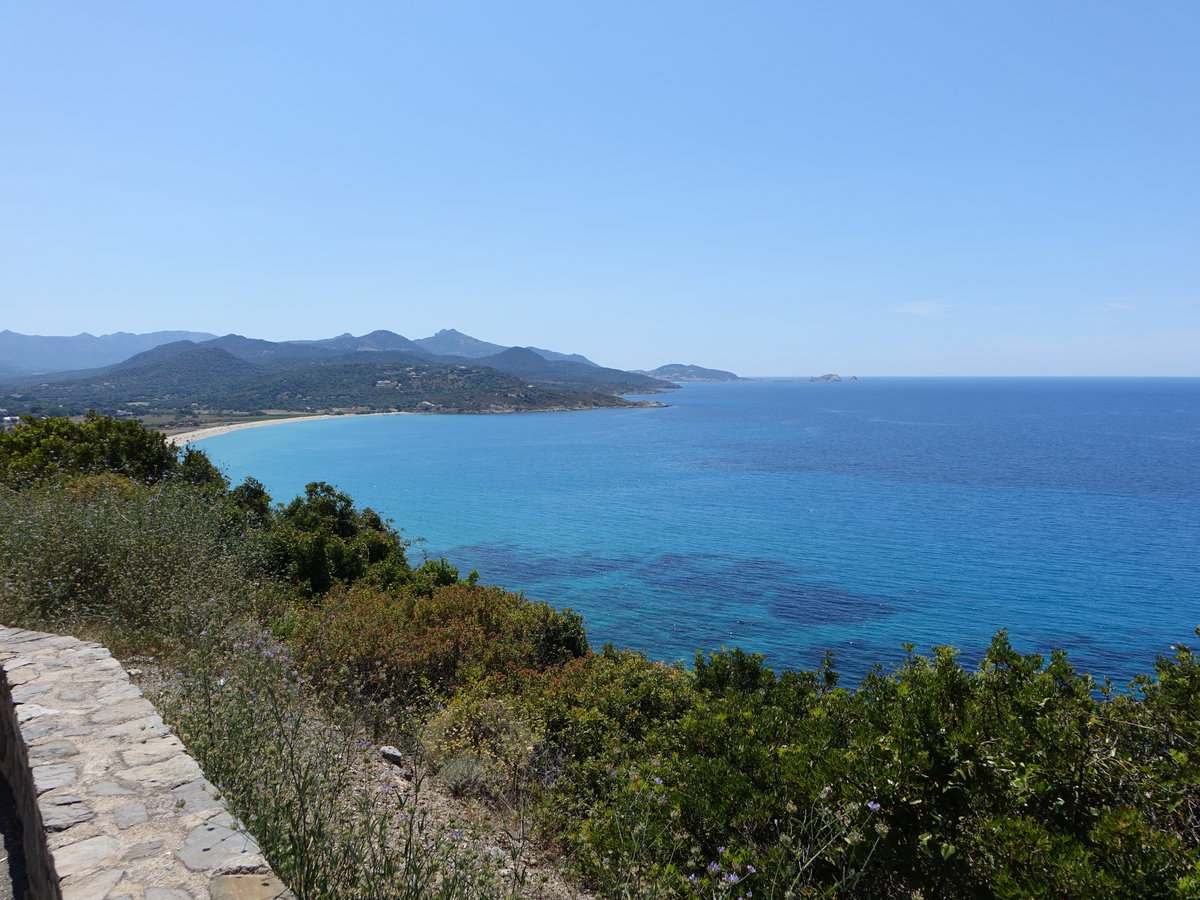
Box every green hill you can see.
[644,363,741,381]
[2,353,645,418]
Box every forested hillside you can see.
[1,329,667,419]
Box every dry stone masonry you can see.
[0,626,293,900]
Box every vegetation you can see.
[644,363,741,382]
[0,411,226,486]
[0,415,1197,899]
[2,353,641,419]
[1,329,668,419]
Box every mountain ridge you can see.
[0,328,684,420]
[0,328,744,421]
[638,363,742,382]
[0,327,611,376]
[0,329,220,374]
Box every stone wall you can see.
[0,626,293,900]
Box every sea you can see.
[195,377,1200,686]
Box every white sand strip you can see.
[166,412,404,446]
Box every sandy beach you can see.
[166,412,405,446]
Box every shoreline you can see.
[163,400,652,446]
[166,412,406,446]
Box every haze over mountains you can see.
[0,329,219,375]
[0,328,738,419]
[0,328,605,377]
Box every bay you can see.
[197,377,1200,684]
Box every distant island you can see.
[636,363,742,382]
[809,374,859,382]
[0,328,744,426]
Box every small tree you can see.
[0,412,226,488]
[268,481,410,596]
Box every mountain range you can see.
[0,328,600,377]
[0,328,733,420]
[0,330,219,375]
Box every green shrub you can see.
[287,582,589,705]
[422,696,545,800]
[0,412,226,488]
[519,637,1200,899]
[156,632,515,900]
[267,481,411,596]
[0,476,268,649]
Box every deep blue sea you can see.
[196,378,1200,685]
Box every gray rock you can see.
[32,762,77,792]
[59,866,125,900]
[87,780,137,797]
[16,702,61,722]
[3,666,38,685]
[64,647,113,664]
[98,715,169,740]
[10,682,53,701]
[122,839,164,861]
[114,802,149,829]
[1,629,47,644]
[41,799,97,831]
[213,854,270,876]
[29,738,79,761]
[380,745,405,766]
[176,823,261,872]
[121,736,183,767]
[97,681,143,702]
[88,698,153,724]
[53,833,121,876]
[119,754,203,790]
[17,719,59,741]
[44,791,86,805]
[211,874,293,900]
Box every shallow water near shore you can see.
[197,377,1200,684]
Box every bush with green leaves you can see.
[422,695,545,800]
[267,481,412,596]
[0,412,226,488]
[0,475,270,649]
[510,635,1200,899]
[286,581,589,706]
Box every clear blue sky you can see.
[2,1,1197,375]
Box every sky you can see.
[2,2,1197,376]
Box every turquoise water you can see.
[197,378,1200,684]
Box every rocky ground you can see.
[356,743,593,900]
[128,660,593,900]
